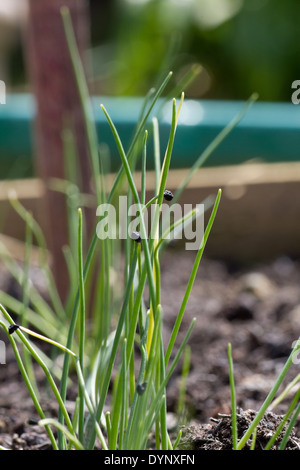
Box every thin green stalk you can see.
[0,290,64,342]
[0,320,58,449]
[237,336,300,449]
[147,97,180,355]
[250,428,257,450]
[105,412,112,444]
[173,430,182,450]
[15,325,76,357]
[56,62,172,446]
[106,71,173,205]
[0,241,63,336]
[164,64,202,102]
[100,104,157,312]
[264,387,300,450]
[177,345,191,422]
[61,6,101,206]
[159,346,168,450]
[119,338,128,449]
[20,211,38,396]
[125,261,149,382]
[165,189,222,366]
[20,212,32,325]
[171,93,258,206]
[0,307,76,439]
[156,94,183,209]
[141,130,148,205]
[123,312,150,448]
[58,229,98,447]
[269,373,300,410]
[124,305,163,449]
[109,338,128,450]
[145,195,159,209]
[77,208,86,443]
[86,246,139,449]
[74,358,108,450]
[152,117,161,194]
[156,206,198,254]
[39,418,83,450]
[279,400,300,450]
[109,372,123,449]
[61,125,81,261]
[2,304,108,450]
[227,343,237,450]
[8,196,65,321]
[138,317,196,450]
[128,241,136,404]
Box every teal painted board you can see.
[0,94,299,178]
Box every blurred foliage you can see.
[90,0,300,102]
[3,0,300,102]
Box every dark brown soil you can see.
[178,409,300,450]
[1,250,300,450]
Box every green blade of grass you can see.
[85,246,139,449]
[106,71,173,205]
[39,418,84,450]
[171,93,258,206]
[74,358,108,450]
[152,117,161,194]
[100,103,157,310]
[0,290,65,343]
[77,208,86,443]
[165,188,222,366]
[279,399,300,450]
[138,317,197,450]
[269,373,300,410]
[264,387,300,450]
[58,229,98,447]
[109,338,128,450]
[8,195,65,321]
[227,343,237,450]
[0,320,58,449]
[61,6,101,206]
[176,345,191,422]
[237,337,300,449]
[0,305,76,444]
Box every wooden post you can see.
[25,0,93,301]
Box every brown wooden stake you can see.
[25,0,94,302]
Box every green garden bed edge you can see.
[0,93,299,179]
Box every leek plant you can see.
[0,7,259,450]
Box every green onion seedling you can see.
[8,324,20,335]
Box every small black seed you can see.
[27,417,39,426]
[136,381,147,395]
[131,231,142,243]
[163,190,174,201]
[8,324,20,335]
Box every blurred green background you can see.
[3,0,299,102]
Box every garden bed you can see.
[1,249,300,450]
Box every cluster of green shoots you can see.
[228,342,300,450]
[1,7,299,451]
